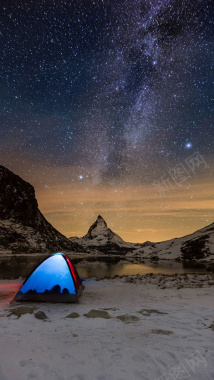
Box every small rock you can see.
[66,312,80,319]
[7,307,34,319]
[210,323,214,331]
[34,311,48,320]
[116,315,140,324]
[84,309,111,319]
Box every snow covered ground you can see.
[0,274,214,380]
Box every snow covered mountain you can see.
[69,215,140,254]
[0,165,79,254]
[129,222,214,262]
[70,214,214,261]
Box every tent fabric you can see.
[13,253,84,303]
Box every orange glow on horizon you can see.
[36,180,214,243]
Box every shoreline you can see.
[0,250,214,264]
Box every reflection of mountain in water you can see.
[0,256,213,281]
[0,256,44,279]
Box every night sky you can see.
[0,0,213,242]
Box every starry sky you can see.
[0,0,213,242]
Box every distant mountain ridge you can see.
[129,221,214,262]
[70,216,214,261]
[0,165,78,253]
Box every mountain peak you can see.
[96,215,106,223]
[86,216,107,237]
[77,215,137,252]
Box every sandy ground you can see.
[0,274,214,380]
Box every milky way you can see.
[0,0,213,241]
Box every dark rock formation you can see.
[0,165,79,253]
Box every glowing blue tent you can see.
[14,253,84,303]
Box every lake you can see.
[0,254,212,280]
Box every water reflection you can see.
[0,255,211,280]
[76,260,210,279]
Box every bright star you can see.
[185,142,192,149]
